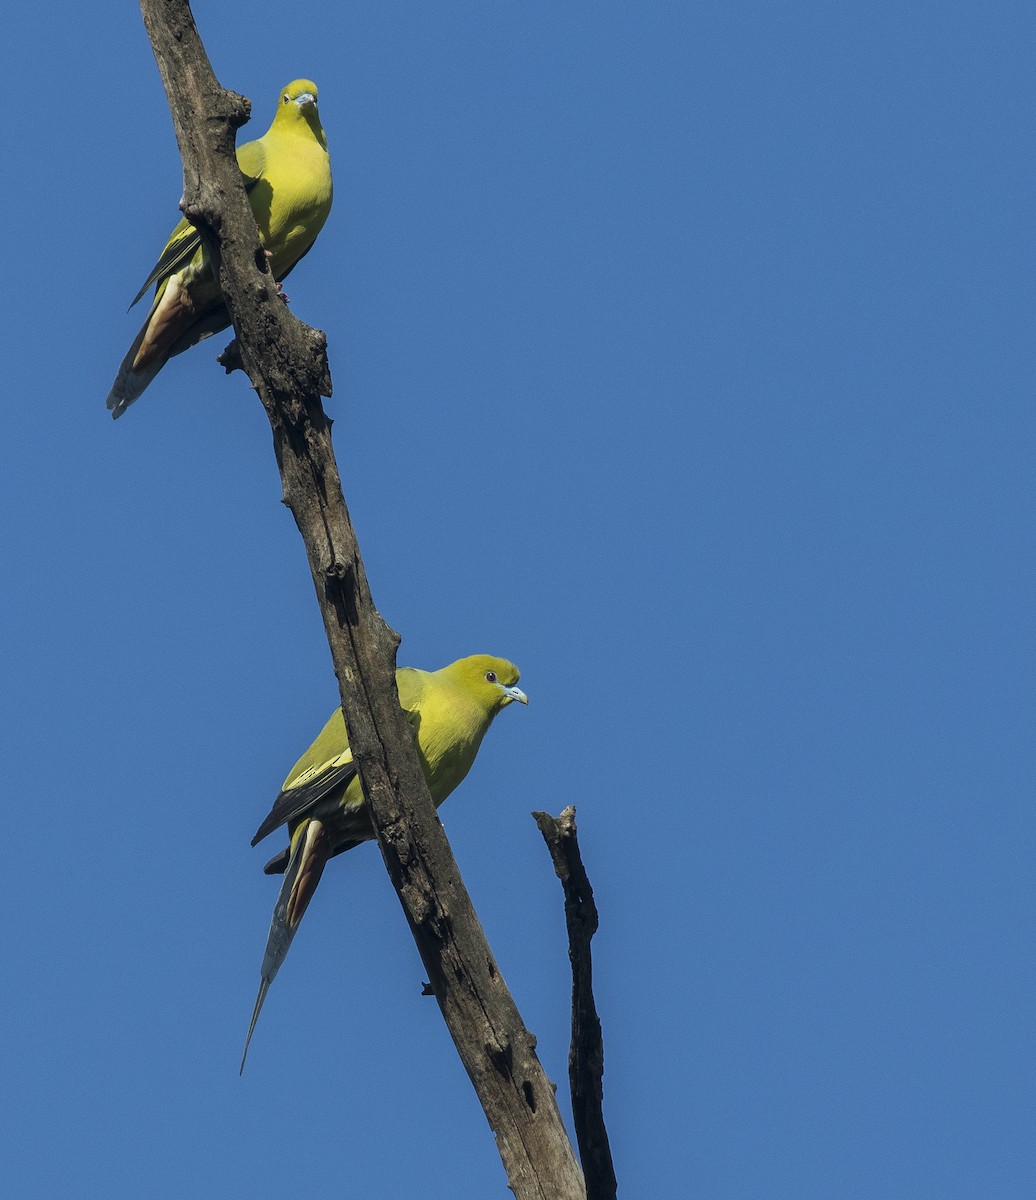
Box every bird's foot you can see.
[261,251,290,303]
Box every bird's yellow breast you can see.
[414,691,491,804]
[249,132,332,280]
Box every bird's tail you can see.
[105,316,166,419]
[240,978,272,1076]
[105,279,230,418]
[240,817,333,1073]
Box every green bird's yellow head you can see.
[274,79,325,140]
[442,655,528,713]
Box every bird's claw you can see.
[260,248,291,303]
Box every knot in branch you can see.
[181,199,223,237]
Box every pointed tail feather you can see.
[240,818,332,1072]
[240,978,271,1075]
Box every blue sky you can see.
[3,2,1033,1196]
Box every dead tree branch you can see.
[534,807,617,1200]
[137,2,585,1196]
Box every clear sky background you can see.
[2,2,1033,1197]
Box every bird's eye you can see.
[282,94,290,104]
[485,671,498,684]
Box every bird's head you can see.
[445,655,528,714]
[275,80,325,141]
[280,79,319,110]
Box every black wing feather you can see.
[129,171,264,309]
[250,760,359,847]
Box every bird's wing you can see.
[235,134,268,185]
[395,666,428,714]
[250,746,357,846]
[251,670,426,848]
[129,217,202,308]
[129,141,267,309]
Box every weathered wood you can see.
[534,808,617,1200]
[137,3,586,1195]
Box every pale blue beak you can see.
[502,684,528,706]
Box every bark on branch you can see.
[137,2,585,1196]
[534,808,617,1200]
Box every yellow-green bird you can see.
[106,79,332,418]
[240,655,528,1072]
